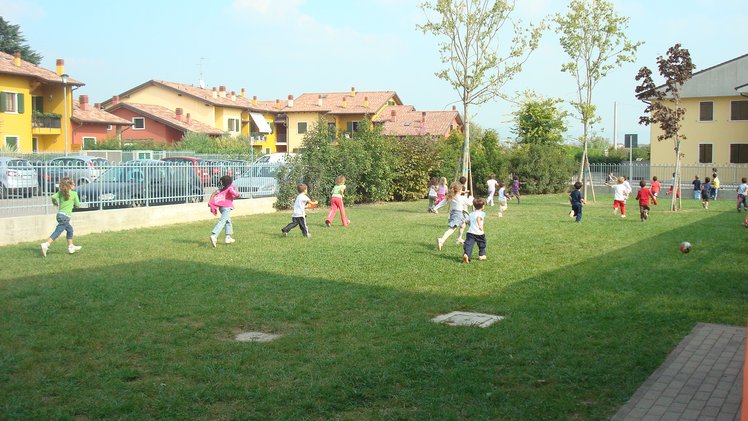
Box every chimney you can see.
[175,108,183,121]
[317,94,323,107]
[13,51,21,66]
[390,109,396,120]
[364,96,369,108]
[79,95,89,111]
[241,88,246,97]
[212,87,218,99]
[186,113,191,124]
[421,111,426,123]
[56,59,65,76]
[252,95,258,106]
[452,105,457,111]
[93,103,101,110]
[219,85,227,98]
[287,94,294,108]
[275,99,281,110]
[112,95,120,105]
[350,86,356,97]
[231,91,237,101]
[342,97,347,109]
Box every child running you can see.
[701,177,712,210]
[209,175,239,247]
[635,180,657,221]
[497,182,508,217]
[462,198,487,263]
[736,177,747,212]
[325,175,350,227]
[569,181,584,222]
[510,175,521,203]
[282,183,313,237]
[435,181,473,250]
[427,176,439,213]
[40,177,82,256]
[434,177,448,208]
[607,176,628,218]
[651,176,661,198]
[486,174,498,207]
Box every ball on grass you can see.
[679,241,692,254]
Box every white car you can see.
[252,152,295,165]
[234,164,280,198]
[0,157,39,198]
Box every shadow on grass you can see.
[0,212,745,420]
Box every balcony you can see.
[32,113,62,135]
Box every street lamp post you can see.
[61,73,69,155]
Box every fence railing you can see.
[0,158,282,218]
[578,163,747,187]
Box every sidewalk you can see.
[612,323,744,421]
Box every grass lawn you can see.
[1,193,746,419]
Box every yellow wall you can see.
[247,111,278,153]
[1,74,72,152]
[650,96,748,166]
[286,112,327,152]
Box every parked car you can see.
[160,156,211,186]
[234,164,280,198]
[253,152,295,165]
[37,156,111,193]
[76,160,204,209]
[0,157,39,198]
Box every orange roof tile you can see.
[0,51,84,86]
[107,102,223,135]
[72,100,132,125]
[287,90,400,114]
[373,105,463,137]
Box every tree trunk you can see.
[671,137,681,211]
[461,102,470,180]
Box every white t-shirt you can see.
[292,193,310,217]
[451,194,473,213]
[467,210,485,235]
[611,184,628,201]
[498,187,506,201]
[486,179,498,193]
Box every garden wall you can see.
[0,198,275,247]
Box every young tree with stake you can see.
[418,0,542,191]
[635,44,695,211]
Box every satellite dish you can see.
[199,80,206,89]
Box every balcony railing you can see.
[32,115,62,129]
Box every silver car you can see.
[234,164,280,198]
[38,156,110,193]
[0,157,39,198]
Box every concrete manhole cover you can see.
[431,311,504,328]
[234,332,282,342]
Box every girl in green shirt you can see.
[41,177,82,256]
[325,175,350,227]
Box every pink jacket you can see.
[209,184,239,215]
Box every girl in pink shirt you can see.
[209,175,239,247]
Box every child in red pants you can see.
[325,175,350,227]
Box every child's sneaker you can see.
[478,255,487,261]
[621,214,626,218]
[210,235,217,248]
[224,237,235,244]
[68,245,82,254]
[325,220,331,228]
[462,254,470,264]
[436,238,444,251]
[305,233,312,238]
[40,243,48,257]
[282,229,287,237]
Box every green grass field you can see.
[1,193,746,419]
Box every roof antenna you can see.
[198,57,207,88]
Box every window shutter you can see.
[17,93,25,114]
[0,92,6,112]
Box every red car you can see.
[160,156,211,186]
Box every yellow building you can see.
[649,54,748,170]
[101,80,279,153]
[0,52,84,153]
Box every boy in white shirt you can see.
[607,176,629,218]
[486,174,498,206]
[463,198,487,263]
[281,184,314,237]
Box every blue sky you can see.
[2,0,747,144]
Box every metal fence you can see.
[578,162,747,188]
[0,156,281,218]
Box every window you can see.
[0,92,23,113]
[106,125,112,131]
[32,137,38,153]
[730,144,748,163]
[699,102,713,121]
[698,144,713,163]
[32,96,44,113]
[731,101,748,120]
[82,137,96,150]
[227,118,240,132]
[297,122,307,134]
[346,121,359,133]
[5,136,19,150]
[132,117,145,130]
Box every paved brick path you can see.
[612,323,744,421]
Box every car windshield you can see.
[7,159,32,168]
[97,166,147,183]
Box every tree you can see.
[554,0,642,201]
[635,43,695,211]
[512,91,568,145]
[418,0,542,191]
[0,17,42,65]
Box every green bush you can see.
[391,136,439,201]
[509,143,576,194]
